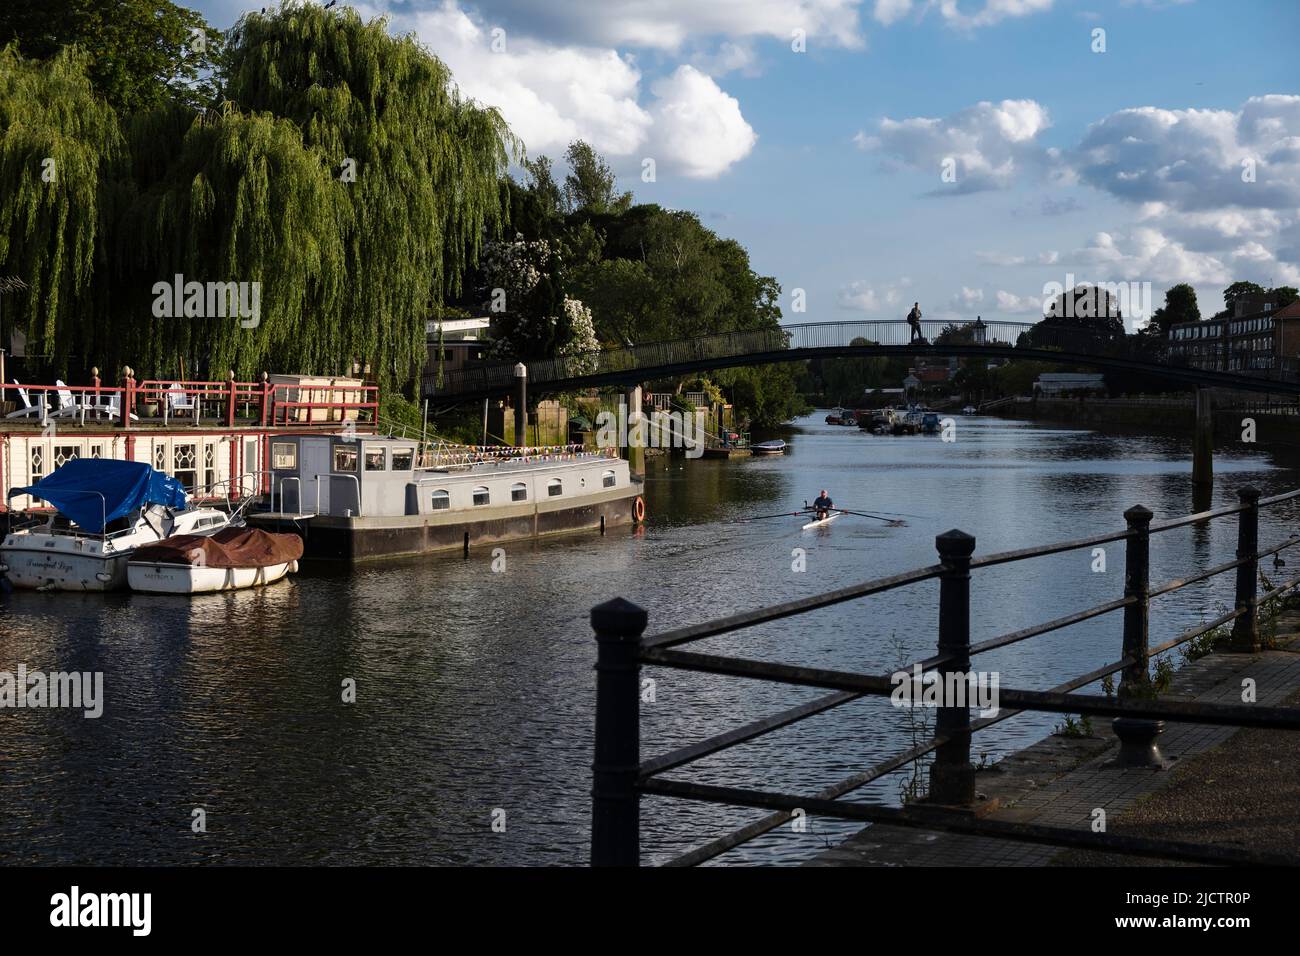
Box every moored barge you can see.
[247,434,643,562]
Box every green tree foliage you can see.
[222,4,514,384]
[817,338,891,406]
[0,46,122,365]
[118,105,346,378]
[562,140,631,215]
[1270,286,1297,308]
[0,4,514,386]
[1147,282,1200,336]
[1222,280,1265,312]
[1024,285,1126,351]
[0,0,221,113]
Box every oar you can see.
[832,505,929,519]
[733,509,813,523]
[834,508,908,526]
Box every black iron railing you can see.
[426,319,1043,399]
[426,318,1300,402]
[589,486,1300,866]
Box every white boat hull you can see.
[802,511,842,530]
[127,560,297,594]
[0,546,129,591]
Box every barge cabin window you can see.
[334,447,358,472]
[272,442,297,470]
[547,478,563,498]
[391,448,414,470]
[602,470,616,488]
[511,482,527,502]
[472,486,490,506]
[365,448,386,471]
[430,490,450,511]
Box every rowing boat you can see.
[801,511,841,530]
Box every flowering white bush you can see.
[559,297,599,374]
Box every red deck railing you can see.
[0,376,379,429]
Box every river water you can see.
[2,413,1296,866]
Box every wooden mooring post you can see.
[1193,387,1213,486]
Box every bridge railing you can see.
[589,486,1300,866]
[424,319,1086,399]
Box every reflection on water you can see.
[1,414,1295,865]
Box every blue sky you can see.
[193,1,1300,328]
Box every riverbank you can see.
[807,612,1300,867]
[990,395,1300,447]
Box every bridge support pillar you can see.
[623,385,645,478]
[1193,387,1213,486]
[513,363,527,447]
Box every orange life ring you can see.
[633,496,646,523]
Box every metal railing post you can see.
[591,597,647,866]
[929,529,976,805]
[1113,503,1166,767]
[1231,486,1261,652]
[1120,505,1153,693]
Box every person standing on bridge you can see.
[907,302,923,343]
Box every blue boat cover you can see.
[8,458,188,533]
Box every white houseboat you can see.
[249,434,643,561]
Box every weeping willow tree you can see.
[221,2,517,387]
[0,45,123,369]
[115,104,347,379]
[1,3,515,388]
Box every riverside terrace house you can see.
[1033,372,1107,396]
[902,365,953,396]
[1167,294,1300,375]
[426,315,491,380]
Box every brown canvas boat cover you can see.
[130,527,303,569]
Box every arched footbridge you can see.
[422,319,1300,404]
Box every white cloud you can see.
[649,66,758,178]
[934,0,1056,30]
[873,0,913,25]
[976,249,1059,266]
[358,1,755,178]
[1072,95,1300,213]
[1069,228,1233,286]
[952,286,985,309]
[692,40,761,76]
[995,290,1043,313]
[453,0,867,50]
[859,99,1053,193]
[838,277,914,313]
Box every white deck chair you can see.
[166,382,195,418]
[4,380,41,419]
[98,393,139,422]
[49,379,81,418]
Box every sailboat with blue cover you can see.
[1,459,237,591]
